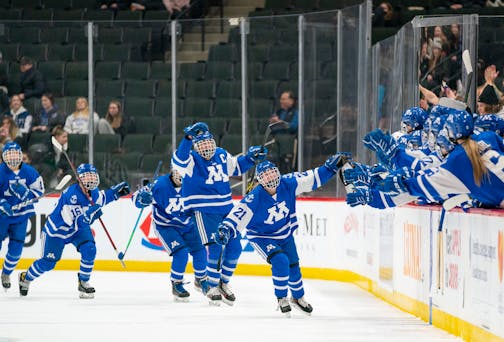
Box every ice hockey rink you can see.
[0,271,459,342]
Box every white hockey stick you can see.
[11,174,72,211]
[462,49,473,104]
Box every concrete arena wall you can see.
[3,196,504,341]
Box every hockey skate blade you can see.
[208,298,221,306]
[221,297,235,306]
[291,302,312,316]
[79,292,95,299]
[173,296,190,303]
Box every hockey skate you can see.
[277,297,292,318]
[172,281,190,302]
[18,272,30,296]
[290,296,313,315]
[206,286,223,306]
[78,277,95,299]
[1,273,10,290]
[218,280,236,306]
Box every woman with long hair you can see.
[64,97,99,134]
[31,93,66,133]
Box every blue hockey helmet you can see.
[193,131,216,160]
[436,128,455,157]
[444,109,474,142]
[429,104,446,118]
[255,160,281,190]
[474,114,504,137]
[77,163,100,190]
[406,130,423,150]
[401,107,426,132]
[2,141,23,169]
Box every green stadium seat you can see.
[98,27,123,44]
[40,27,68,44]
[252,29,279,46]
[235,62,263,81]
[111,152,142,172]
[38,61,65,80]
[262,62,290,81]
[122,28,152,45]
[121,134,154,153]
[46,79,64,97]
[71,0,98,8]
[157,80,185,99]
[277,81,298,97]
[0,9,21,21]
[95,61,121,79]
[52,9,83,25]
[94,134,121,153]
[269,45,297,63]
[179,62,206,80]
[19,44,47,61]
[151,61,171,80]
[175,117,196,133]
[213,98,241,118]
[43,0,72,8]
[216,80,242,99]
[134,116,162,135]
[65,61,88,79]
[219,134,242,155]
[124,97,154,117]
[248,98,274,118]
[125,79,157,98]
[68,133,88,153]
[83,10,114,25]
[141,153,170,174]
[264,0,291,9]
[62,96,78,114]
[248,45,270,64]
[152,134,172,154]
[321,61,337,79]
[28,132,50,145]
[205,117,227,137]
[114,11,144,28]
[1,44,19,62]
[10,27,40,44]
[208,44,239,63]
[95,80,124,97]
[121,62,150,80]
[74,44,103,61]
[24,97,39,115]
[185,80,215,99]
[22,9,53,27]
[249,80,278,99]
[64,80,89,96]
[182,98,212,117]
[205,61,234,81]
[311,80,337,99]
[47,44,74,61]
[68,27,89,44]
[102,44,130,61]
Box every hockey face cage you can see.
[194,138,216,160]
[79,171,100,191]
[257,166,281,190]
[171,169,183,186]
[2,148,23,169]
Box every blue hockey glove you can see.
[110,181,130,200]
[324,152,352,173]
[346,187,373,207]
[78,204,103,226]
[183,122,209,138]
[134,187,153,208]
[9,182,30,201]
[247,145,268,162]
[215,223,234,245]
[0,199,12,217]
[363,129,399,158]
[369,164,389,186]
[376,174,408,195]
[342,162,371,185]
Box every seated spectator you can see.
[372,2,400,27]
[269,90,298,135]
[6,94,32,136]
[64,97,100,134]
[18,56,47,101]
[477,84,502,115]
[0,115,20,150]
[98,0,131,10]
[97,100,135,138]
[31,93,67,133]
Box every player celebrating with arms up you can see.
[0,142,44,291]
[172,122,267,305]
[18,164,130,298]
[215,153,351,317]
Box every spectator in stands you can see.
[477,64,502,100]
[97,100,135,138]
[422,39,446,91]
[18,56,47,101]
[0,52,9,113]
[419,40,430,79]
[0,116,20,150]
[6,94,31,136]
[269,91,298,135]
[98,0,131,10]
[163,0,190,16]
[64,97,100,135]
[372,2,399,27]
[31,93,66,133]
[477,84,502,115]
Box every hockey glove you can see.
[215,223,235,245]
[342,162,371,185]
[9,182,30,201]
[0,199,13,217]
[368,164,389,186]
[77,204,103,227]
[346,187,373,207]
[110,181,130,200]
[376,174,408,195]
[363,129,399,159]
[324,152,352,173]
[183,122,209,138]
[134,187,153,208]
[247,145,268,162]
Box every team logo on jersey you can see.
[266,244,276,252]
[165,198,183,213]
[205,164,229,184]
[264,201,289,224]
[244,194,254,203]
[70,195,78,204]
[46,253,56,259]
[170,240,180,249]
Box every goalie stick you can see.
[11,174,72,211]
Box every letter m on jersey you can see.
[264,201,289,224]
[166,198,183,213]
[205,165,229,184]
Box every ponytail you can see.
[461,138,488,186]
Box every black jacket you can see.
[19,67,47,99]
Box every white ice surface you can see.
[0,271,460,342]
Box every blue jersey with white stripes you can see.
[43,184,115,239]
[222,166,335,241]
[404,131,504,207]
[150,174,193,230]
[0,162,44,223]
[172,137,254,214]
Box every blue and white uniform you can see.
[0,162,44,279]
[221,165,336,300]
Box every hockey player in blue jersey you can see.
[133,169,218,303]
[172,122,267,305]
[18,163,130,298]
[0,142,44,290]
[215,153,351,316]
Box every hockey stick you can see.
[245,121,287,193]
[51,136,126,269]
[118,160,163,260]
[230,139,276,189]
[11,174,72,211]
[462,49,473,104]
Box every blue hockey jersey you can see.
[44,184,115,239]
[221,166,335,240]
[0,162,44,222]
[150,174,193,230]
[172,137,254,214]
[404,131,504,207]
